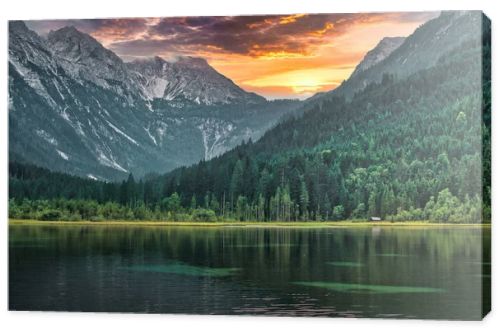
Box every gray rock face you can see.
[128,56,265,105]
[47,26,137,101]
[319,11,483,100]
[9,22,298,181]
[350,37,405,78]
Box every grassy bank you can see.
[8,219,490,228]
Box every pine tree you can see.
[229,160,244,209]
[299,178,309,221]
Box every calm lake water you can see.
[9,224,490,320]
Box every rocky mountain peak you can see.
[48,26,122,65]
[9,20,45,46]
[128,56,169,73]
[9,20,30,34]
[174,56,210,68]
[351,36,405,77]
[45,26,136,98]
[127,55,265,105]
[317,11,484,101]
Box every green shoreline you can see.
[8,219,490,229]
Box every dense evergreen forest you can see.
[9,21,491,224]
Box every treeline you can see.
[9,163,216,221]
[8,197,218,222]
[9,29,490,224]
[7,181,481,224]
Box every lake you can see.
[9,224,490,319]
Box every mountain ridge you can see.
[315,11,481,101]
[8,21,298,181]
[350,36,405,78]
[126,55,265,105]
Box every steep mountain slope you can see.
[8,22,299,181]
[47,26,138,101]
[305,36,404,106]
[325,11,482,100]
[128,56,264,105]
[349,37,405,78]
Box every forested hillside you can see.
[147,27,490,223]
[9,12,490,223]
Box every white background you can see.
[0,0,498,333]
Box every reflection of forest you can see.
[9,225,489,319]
[10,224,488,278]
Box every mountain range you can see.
[9,12,484,183]
[8,11,490,224]
[9,21,297,180]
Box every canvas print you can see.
[8,11,491,320]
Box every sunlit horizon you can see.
[26,12,439,100]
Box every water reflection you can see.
[9,224,490,319]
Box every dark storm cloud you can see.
[108,12,438,58]
[25,18,149,43]
[25,12,439,58]
[108,14,334,57]
[91,18,149,41]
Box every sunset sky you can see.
[26,12,439,99]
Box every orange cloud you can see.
[25,12,439,99]
[279,14,306,25]
[90,19,149,46]
[310,22,335,36]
